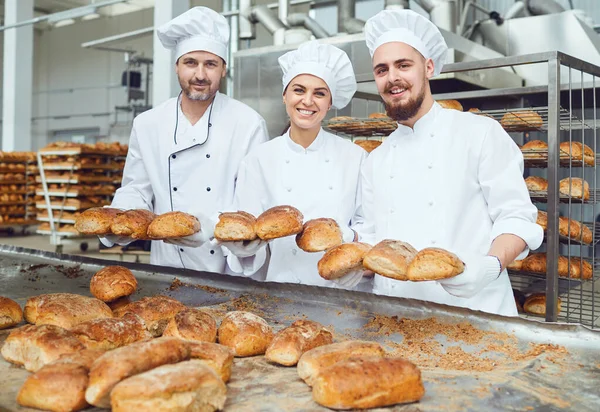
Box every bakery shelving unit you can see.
[36,142,127,253]
[0,152,39,235]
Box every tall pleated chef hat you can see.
[278,40,357,109]
[364,9,448,77]
[157,6,230,63]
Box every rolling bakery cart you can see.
[0,152,39,235]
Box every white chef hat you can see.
[278,40,357,109]
[157,7,230,63]
[364,10,448,77]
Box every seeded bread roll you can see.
[362,240,418,281]
[524,293,562,315]
[296,218,343,253]
[255,205,303,240]
[317,242,372,280]
[569,257,593,280]
[501,110,543,129]
[0,296,23,329]
[70,313,152,350]
[108,296,132,312]
[525,176,548,192]
[214,211,257,241]
[368,112,389,119]
[74,207,122,235]
[521,253,570,277]
[146,211,200,239]
[24,293,113,329]
[113,295,186,337]
[110,209,156,239]
[436,99,463,111]
[217,311,274,357]
[559,177,590,200]
[188,341,235,383]
[265,320,333,366]
[162,308,218,343]
[406,247,465,281]
[521,140,548,159]
[536,210,548,230]
[559,141,595,166]
[90,265,137,302]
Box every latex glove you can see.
[219,238,269,258]
[163,212,215,248]
[332,269,368,289]
[438,255,501,299]
[99,234,134,247]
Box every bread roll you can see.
[521,140,548,159]
[24,293,113,329]
[265,320,333,366]
[147,211,200,239]
[86,337,191,408]
[70,313,152,350]
[1,324,84,372]
[214,211,257,242]
[0,296,23,329]
[354,140,382,153]
[559,216,581,240]
[110,209,156,239]
[255,205,304,240]
[296,218,343,253]
[113,295,186,337]
[501,110,543,129]
[581,223,593,244]
[217,311,274,357]
[437,100,463,111]
[162,308,218,343]
[525,176,548,192]
[90,265,137,302]
[317,242,372,280]
[74,207,122,235]
[521,253,570,277]
[559,141,595,166]
[312,356,424,409]
[536,210,548,230]
[188,341,234,383]
[108,296,131,312]
[559,177,589,200]
[569,257,593,280]
[297,341,386,386]
[524,293,561,315]
[406,247,465,281]
[17,349,105,412]
[362,240,418,281]
[110,360,226,412]
[507,260,523,271]
[368,112,389,119]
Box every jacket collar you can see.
[285,127,327,153]
[392,101,442,138]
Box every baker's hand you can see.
[99,234,134,247]
[219,238,269,258]
[332,269,371,289]
[438,255,501,299]
[163,212,215,248]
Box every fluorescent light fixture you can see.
[53,18,76,27]
[82,13,101,21]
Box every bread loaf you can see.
[110,209,156,239]
[147,211,200,239]
[74,207,122,235]
[297,341,386,386]
[368,112,389,119]
[436,100,463,111]
[362,240,418,281]
[559,177,589,200]
[214,211,257,241]
[217,311,274,357]
[536,210,548,230]
[265,320,333,366]
[16,349,105,412]
[188,341,235,382]
[24,293,113,329]
[501,110,543,129]
[581,223,593,244]
[312,356,424,409]
[317,242,372,280]
[559,216,580,240]
[70,313,151,350]
[525,176,548,192]
[0,296,23,329]
[521,140,548,159]
[521,253,570,277]
[354,140,382,153]
[524,293,561,315]
[114,295,186,337]
[90,265,137,302]
[406,247,465,281]
[110,360,227,412]
[85,336,191,408]
[162,308,218,343]
[1,324,84,372]
[296,218,343,253]
[255,205,303,240]
[507,260,523,271]
[108,296,132,312]
[559,141,595,166]
[569,257,593,280]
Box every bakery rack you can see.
[0,152,39,234]
[36,142,127,253]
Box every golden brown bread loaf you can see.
[507,260,523,271]
[569,257,593,280]
[162,308,218,343]
[146,211,201,239]
[368,112,389,119]
[501,110,543,129]
[536,210,548,230]
[108,296,132,312]
[437,99,463,111]
[296,218,343,253]
[110,360,227,412]
[113,295,186,337]
[90,265,137,302]
[16,349,105,412]
[525,176,548,192]
[214,211,258,242]
[362,240,418,281]
[188,341,235,383]
[74,207,122,235]
[85,336,192,408]
[0,296,23,329]
[559,177,590,200]
[406,247,465,281]
[312,356,425,409]
[317,242,372,280]
[559,216,580,240]
[581,223,593,244]
[265,320,333,366]
[559,141,595,166]
[70,313,152,350]
[521,253,570,277]
[521,140,548,159]
[110,209,156,239]
[297,341,386,386]
[255,205,304,240]
[24,293,113,329]
[354,139,383,153]
[524,293,561,315]
[217,311,274,357]
[1,324,85,372]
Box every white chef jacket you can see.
[110,92,269,273]
[229,128,370,290]
[354,102,543,316]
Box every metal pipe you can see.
[250,5,287,45]
[337,0,365,34]
[413,0,457,33]
[278,0,290,25]
[385,0,409,10]
[286,13,330,38]
[525,0,565,15]
[504,1,526,20]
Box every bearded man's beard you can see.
[384,85,426,122]
[182,79,215,101]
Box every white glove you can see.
[219,238,269,258]
[337,221,357,243]
[438,255,501,299]
[332,269,366,289]
[163,212,215,248]
[99,234,134,247]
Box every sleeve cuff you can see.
[490,218,543,252]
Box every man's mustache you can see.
[190,80,211,86]
[384,82,410,93]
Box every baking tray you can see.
[0,245,599,412]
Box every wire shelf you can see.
[473,106,600,132]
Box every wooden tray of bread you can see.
[36,173,121,185]
[0,152,36,163]
[36,222,80,236]
[39,142,128,157]
[35,198,110,211]
[325,114,397,137]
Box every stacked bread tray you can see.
[324,113,396,137]
[0,152,38,228]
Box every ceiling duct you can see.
[413,0,458,33]
[249,5,288,45]
[337,0,365,34]
[286,13,330,38]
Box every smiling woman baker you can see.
[220,40,370,290]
